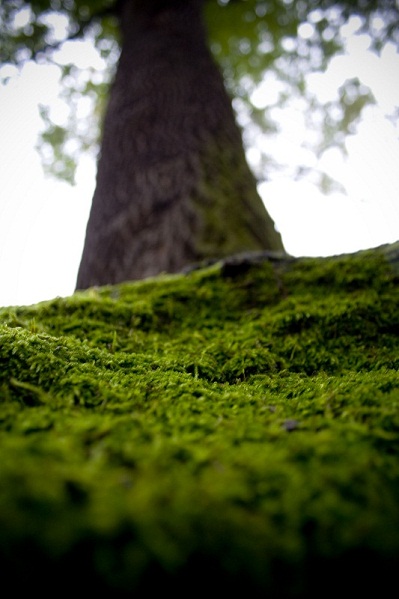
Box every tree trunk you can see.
[76,0,284,289]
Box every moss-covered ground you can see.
[1,245,399,596]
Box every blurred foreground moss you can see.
[1,245,399,596]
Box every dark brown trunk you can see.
[76,0,284,289]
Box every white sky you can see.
[0,23,398,307]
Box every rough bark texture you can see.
[76,0,284,289]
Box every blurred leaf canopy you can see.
[1,0,398,185]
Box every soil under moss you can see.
[1,244,399,596]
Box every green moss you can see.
[194,138,284,255]
[1,244,399,595]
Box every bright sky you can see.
[0,21,398,307]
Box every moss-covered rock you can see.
[1,244,399,596]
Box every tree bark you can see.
[76,0,284,289]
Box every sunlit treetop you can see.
[1,0,398,185]
[2,0,398,65]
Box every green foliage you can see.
[1,0,398,186]
[1,244,399,593]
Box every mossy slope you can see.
[1,245,399,596]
